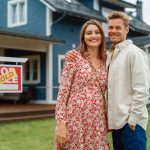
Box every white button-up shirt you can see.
[106,40,149,130]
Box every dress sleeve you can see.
[55,61,77,124]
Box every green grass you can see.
[0,119,53,150]
[0,112,149,150]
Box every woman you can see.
[55,19,109,150]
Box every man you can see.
[106,11,149,150]
[65,11,149,150]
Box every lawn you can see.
[0,119,53,150]
[0,112,149,150]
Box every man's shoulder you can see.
[127,43,146,56]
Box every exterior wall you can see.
[52,16,85,101]
[79,0,93,9]
[37,53,46,100]
[0,0,46,36]
[0,0,7,27]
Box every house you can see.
[0,0,150,104]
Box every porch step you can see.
[0,114,55,122]
[0,104,55,122]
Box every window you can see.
[8,0,27,27]
[58,55,65,83]
[23,55,40,84]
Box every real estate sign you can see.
[0,64,22,93]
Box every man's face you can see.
[108,18,129,44]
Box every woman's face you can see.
[84,24,102,49]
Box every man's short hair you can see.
[108,11,129,27]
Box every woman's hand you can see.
[56,123,67,149]
[65,50,78,62]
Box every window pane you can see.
[23,55,40,83]
[60,59,65,76]
[12,4,17,24]
[33,71,37,80]
[24,61,30,80]
[19,2,25,22]
[32,60,38,80]
[61,59,65,70]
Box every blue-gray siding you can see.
[52,18,84,100]
[0,0,46,36]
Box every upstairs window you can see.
[8,0,27,27]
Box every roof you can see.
[105,36,150,49]
[101,0,150,34]
[0,28,64,44]
[130,19,150,34]
[41,0,106,21]
[130,36,150,46]
[102,0,136,8]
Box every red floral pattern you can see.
[55,56,108,150]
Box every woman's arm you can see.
[55,61,77,148]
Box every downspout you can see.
[48,11,66,103]
[52,11,66,26]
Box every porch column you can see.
[46,44,53,103]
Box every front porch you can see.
[0,103,55,122]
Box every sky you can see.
[125,0,150,25]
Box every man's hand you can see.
[65,50,78,62]
[128,123,136,131]
[107,128,113,133]
[56,123,67,149]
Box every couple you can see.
[55,11,149,150]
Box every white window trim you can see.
[65,0,72,3]
[7,0,27,27]
[46,7,52,36]
[58,55,65,83]
[23,55,41,84]
[93,0,100,11]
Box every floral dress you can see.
[55,55,108,150]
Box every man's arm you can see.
[128,49,149,129]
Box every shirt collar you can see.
[116,39,133,51]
